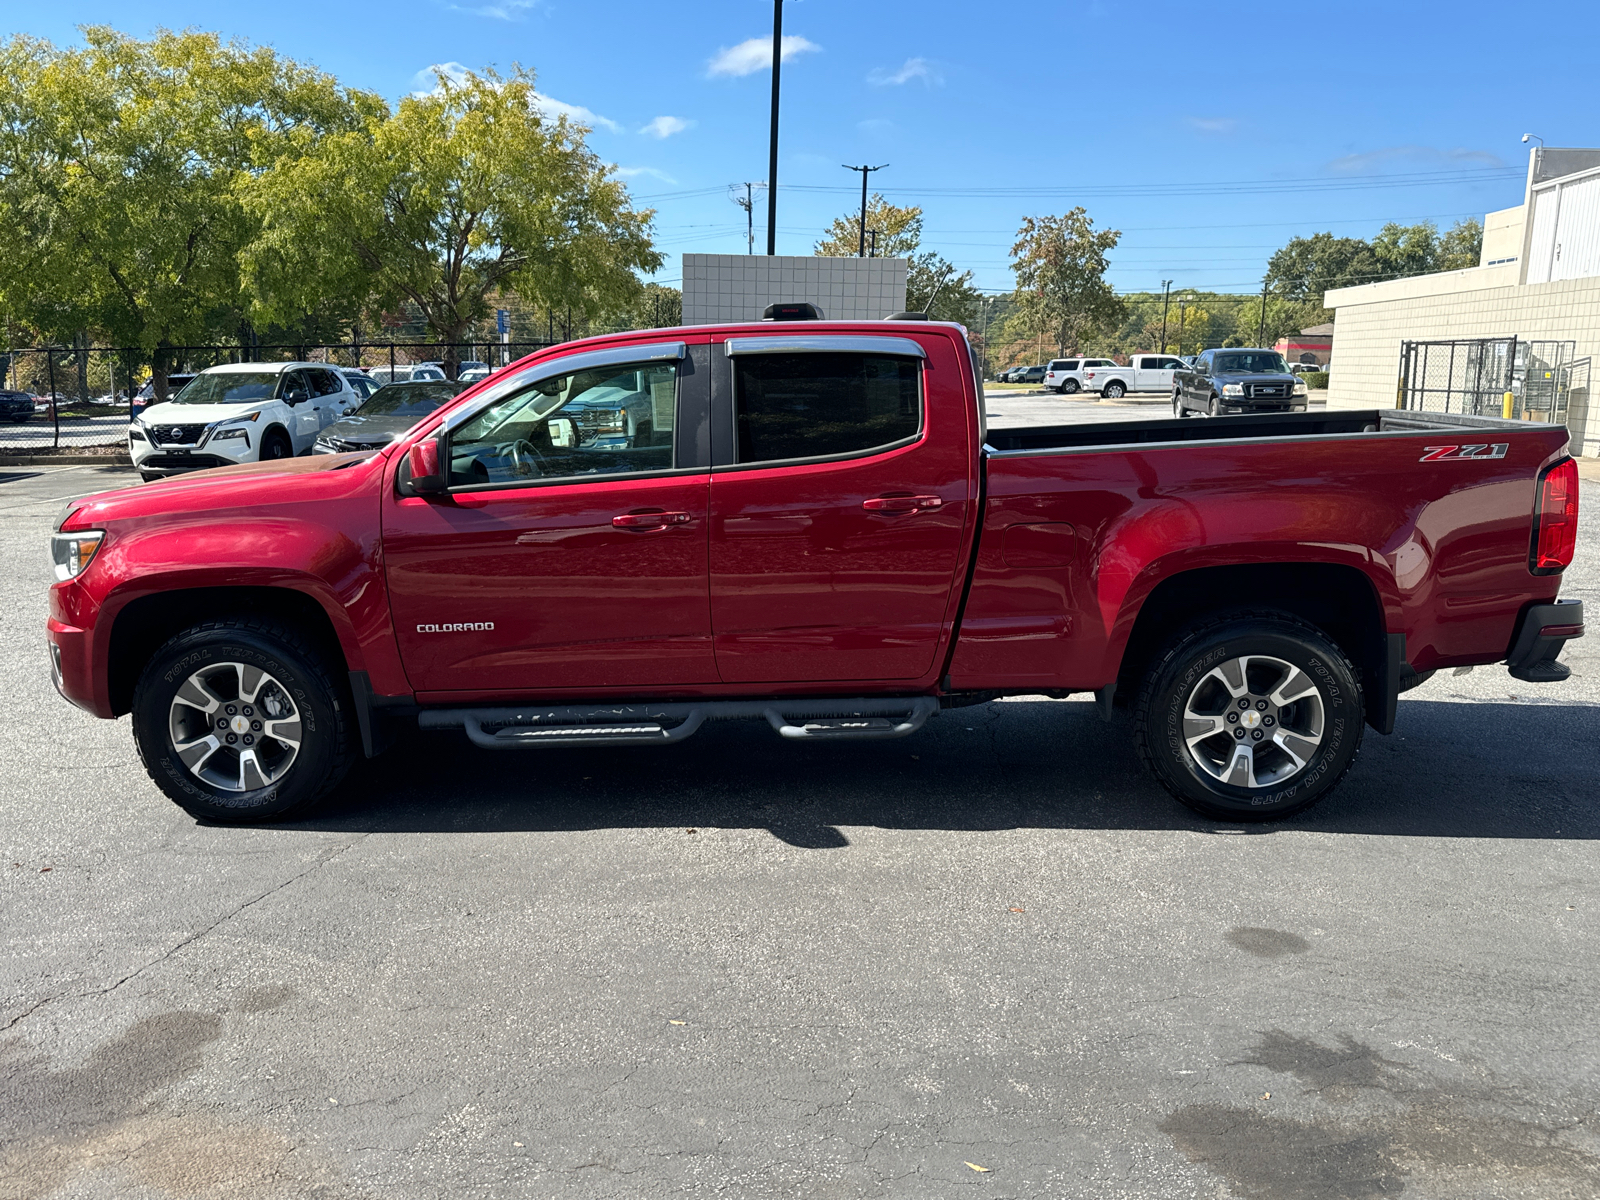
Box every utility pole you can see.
[842,163,888,256]
[1158,280,1172,354]
[766,0,782,255]
[1177,299,1187,354]
[730,182,764,254]
[867,229,878,257]
[1257,279,1268,347]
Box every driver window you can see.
[447,360,677,488]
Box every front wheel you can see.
[1207,396,1221,417]
[132,618,353,822]
[1132,611,1364,822]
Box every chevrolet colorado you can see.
[48,319,1583,825]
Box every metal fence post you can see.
[47,350,59,449]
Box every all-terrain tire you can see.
[1131,610,1364,822]
[131,617,353,822]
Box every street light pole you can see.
[843,163,888,256]
[1158,280,1172,354]
[766,0,782,256]
[1257,278,1268,347]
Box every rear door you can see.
[384,338,717,695]
[707,332,976,683]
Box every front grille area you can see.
[147,423,208,446]
[141,454,231,471]
[1246,383,1288,399]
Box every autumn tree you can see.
[244,66,661,373]
[0,28,371,394]
[1009,208,1123,357]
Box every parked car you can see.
[342,370,381,401]
[456,360,491,377]
[1172,348,1310,417]
[1014,365,1047,385]
[1043,357,1115,394]
[369,364,448,385]
[457,366,493,384]
[313,381,469,454]
[0,388,33,423]
[50,318,1581,829]
[1290,362,1326,378]
[1083,354,1188,398]
[129,361,360,480]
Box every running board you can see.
[417,697,941,750]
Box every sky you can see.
[11,0,1600,299]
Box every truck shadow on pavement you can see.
[293,698,1600,843]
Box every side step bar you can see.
[417,697,942,750]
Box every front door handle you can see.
[613,510,692,529]
[862,495,943,514]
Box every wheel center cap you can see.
[1240,709,1262,729]
[230,715,251,735]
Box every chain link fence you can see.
[1397,337,1589,426]
[0,341,558,452]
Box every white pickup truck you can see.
[1043,357,1116,394]
[1083,353,1188,398]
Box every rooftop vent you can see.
[762,302,823,321]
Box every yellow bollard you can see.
[1502,390,1515,420]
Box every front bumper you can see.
[130,432,255,475]
[1506,599,1583,683]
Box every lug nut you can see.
[1238,699,1251,710]
[225,704,237,715]
[1234,728,1246,740]
[1263,715,1275,727]
[242,706,253,717]
[1256,700,1269,711]
[251,720,262,732]
[242,734,254,746]
[225,733,238,745]
[1227,712,1239,724]
[1252,730,1263,741]
[217,718,228,729]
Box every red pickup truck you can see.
[47,319,1583,824]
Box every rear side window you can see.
[733,353,921,464]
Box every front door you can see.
[708,341,973,683]
[384,343,715,695]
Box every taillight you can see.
[1532,458,1579,573]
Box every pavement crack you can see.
[0,995,52,1032]
[80,836,368,1001]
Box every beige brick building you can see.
[1325,148,1600,456]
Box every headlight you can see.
[51,531,105,581]
[592,409,627,434]
[211,426,250,442]
[1221,383,1245,397]
[1293,380,1308,395]
[129,426,146,441]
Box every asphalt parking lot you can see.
[3,461,1598,1200]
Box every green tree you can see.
[244,65,661,373]
[0,27,370,394]
[1009,208,1123,356]
[1438,218,1483,271]
[1264,232,1382,302]
[816,194,980,325]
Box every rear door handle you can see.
[862,495,943,514]
[613,510,692,529]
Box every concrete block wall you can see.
[682,254,908,325]
[1326,274,1600,456]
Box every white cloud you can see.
[707,35,820,78]
[640,115,693,139]
[1326,145,1506,173]
[533,91,622,133]
[1185,116,1237,134]
[614,166,677,184]
[449,0,536,18]
[868,57,942,87]
[408,63,621,132]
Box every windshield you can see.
[355,381,466,417]
[1213,351,1288,374]
[169,371,280,405]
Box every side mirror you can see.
[406,438,446,494]
[549,417,575,448]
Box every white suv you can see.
[1043,358,1116,394]
[130,362,359,482]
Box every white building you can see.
[681,254,908,325]
[1324,147,1600,456]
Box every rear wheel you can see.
[1104,381,1127,399]
[1172,390,1187,418]
[132,618,353,822]
[1131,611,1364,822]
[1062,378,1081,394]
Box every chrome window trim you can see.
[441,341,687,434]
[981,425,1456,461]
[722,335,928,359]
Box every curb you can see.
[0,455,132,467]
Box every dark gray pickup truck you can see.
[1173,348,1310,418]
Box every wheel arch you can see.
[1114,561,1392,733]
[260,423,293,452]
[106,585,352,718]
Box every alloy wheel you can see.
[1181,654,1324,789]
[167,661,302,792]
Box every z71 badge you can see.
[1418,443,1509,462]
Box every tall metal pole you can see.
[1257,279,1268,347]
[1158,280,1172,354]
[766,0,782,256]
[842,164,888,256]
[746,183,754,253]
